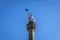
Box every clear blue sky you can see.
[0,0,60,40]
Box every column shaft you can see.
[29,29,34,40]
